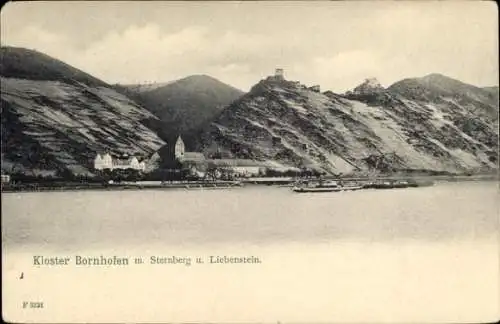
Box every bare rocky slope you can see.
[198,75,498,175]
[2,46,497,177]
[1,46,165,176]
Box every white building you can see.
[94,153,111,170]
[94,153,146,171]
[206,159,266,177]
[1,174,10,183]
[231,166,262,177]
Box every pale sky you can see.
[1,1,498,92]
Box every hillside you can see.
[1,46,165,176]
[0,46,107,87]
[482,85,499,93]
[2,46,497,177]
[388,73,498,121]
[482,85,499,105]
[198,75,498,175]
[117,75,244,148]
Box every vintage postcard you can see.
[1,1,499,323]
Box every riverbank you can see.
[1,173,497,193]
[0,180,243,193]
[242,173,498,187]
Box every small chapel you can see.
[153,135,207,174]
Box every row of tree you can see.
[5,165,327,184]
[260,168,324,178]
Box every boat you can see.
[362,179,434,189]
[291,178,363,193]
[292,185,363,193]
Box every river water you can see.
[2,181,499,322]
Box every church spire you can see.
[175,135,185,160]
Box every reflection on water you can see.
[2,181,499,322]
[1,181,498,250]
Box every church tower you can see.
[174,136,185,160]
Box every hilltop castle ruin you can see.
[266,68,320,92]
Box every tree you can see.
[204,162,223,182]
[58,168,75,181]
[220,168,235,180]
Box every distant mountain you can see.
[197,74,498,174]
[117,74,244,148]
[1,46,165,176]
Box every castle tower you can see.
[275,68,284,80]
[174,136,185,160]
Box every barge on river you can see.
[292,179,363,193]
[362,179,434,189]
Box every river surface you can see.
[2,181,499,322]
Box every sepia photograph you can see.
[1,1,499,322]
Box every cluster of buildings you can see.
[92,136,280,178]
[93,136,205,174]
[172,136,267,177]
[174,136,205,165]
[172,136,207,177]
[94,153,146,171]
